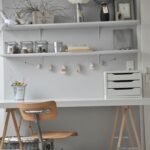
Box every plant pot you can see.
[13,85,26,101]
[32,11,55,24]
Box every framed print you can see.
[114,0,135,20]
[113,29,135,50]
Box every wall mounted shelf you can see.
[2,20,139,31]
[1,49,139,58]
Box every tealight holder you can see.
[35,41,48,53]
[20,41,34,53]
[6,42,20,54]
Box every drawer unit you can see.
[107,80,141,88]
[104,71,142,99]
[107,88,141,96]
[107,72,141,81]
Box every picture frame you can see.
[114,0,135,20]
[113,29,135,50]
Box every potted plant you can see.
[12,81,27,100]
[14,0,64,24]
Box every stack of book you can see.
[67,46,92,52]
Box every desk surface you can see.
[0,98,150,108]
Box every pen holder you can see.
[12,85,26,101]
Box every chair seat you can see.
[31,131,78,140]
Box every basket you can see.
[32,11,55,24]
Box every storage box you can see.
[32,11,54,24]
[1,136,39,150]
[104,71,142,99]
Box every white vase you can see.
[13,85,26,100]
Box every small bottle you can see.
[100,2,109,21]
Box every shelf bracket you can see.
[40,29,43,41]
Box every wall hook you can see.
[89,63,95,70]
[48,64,53,71]
[36,64,42,69]
[76,64,81,73]
[60,65,67,74]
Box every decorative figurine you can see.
[94,0,111,21]
[100,2,109,21]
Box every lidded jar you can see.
[20,41,34,53]
[6,42,20,54]
[35,41,48,53]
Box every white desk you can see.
[0,98,150,108]
[0,98,150,150]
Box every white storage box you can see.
[104,71,142,99]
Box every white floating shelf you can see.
[1,50,139,58]
[2,20,139,31]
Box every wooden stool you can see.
[109,106,141,150]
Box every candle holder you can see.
[68,0,90,22]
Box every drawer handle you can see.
[113,80,134,82]
[113,73,133,75]
[113,88,134,90]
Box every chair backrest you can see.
[18,101,57,121]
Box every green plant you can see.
[11,81,27,86]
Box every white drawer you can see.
[107,80,141,88]
[107,73,141,81]
[107,88,141,96]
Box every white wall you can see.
[0,0,5,136]
[0,0,142,149]
[141,0,150,150]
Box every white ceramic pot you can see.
[13,85,26,100]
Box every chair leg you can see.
[51,140,54,150]
[35,114,44,150]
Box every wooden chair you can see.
[18,101,78,150]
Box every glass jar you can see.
[20,41,34,53]
[5,42,20,54]
[35,41,48,53]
